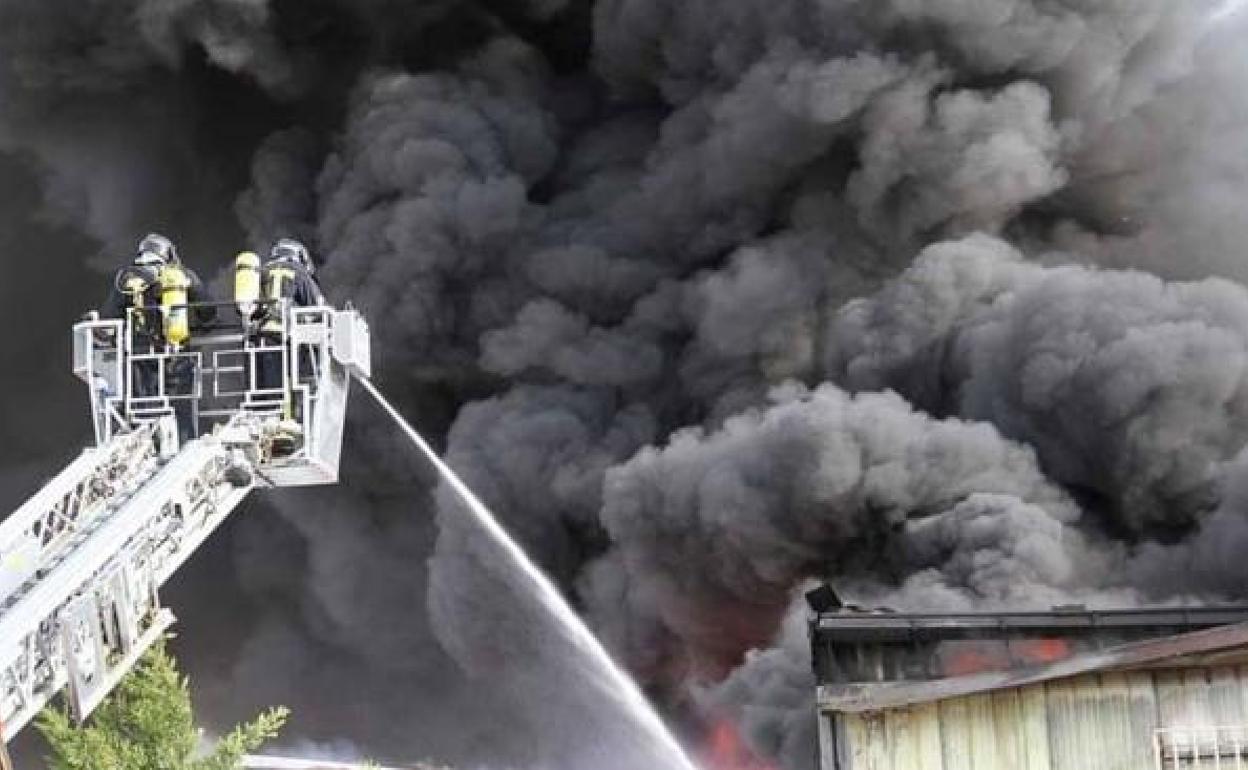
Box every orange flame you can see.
[701,718,777,770]
[941,638,1073,677]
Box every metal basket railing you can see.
[77,299,333,448]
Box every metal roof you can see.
[811,605,1248,643]
[819,617,1248,713]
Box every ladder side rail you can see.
[149,460,251,586]
[0,452,98,555]
[0,427,160,605]
[0,441,218,647]
[2,428,155,549]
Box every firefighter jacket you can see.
[259,258,325,334]
[102,263,216,342]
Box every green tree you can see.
[35,642,288,770]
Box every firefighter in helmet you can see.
[102,233,215,434]
[236,238,325,452]
[104,233,216,340]
[264,238,325,311]
[102,234,178,330]
[102,233,176,397]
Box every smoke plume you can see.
[6,0,1248,768]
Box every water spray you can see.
[354,374,699,770]
[1210,0,1247,24]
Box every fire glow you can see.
[702,718,777,770]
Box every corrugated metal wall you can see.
[826,666,1248,770]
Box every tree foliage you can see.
[35,642,288,770]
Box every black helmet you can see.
[271,238,314,275]
[136,233,178,267]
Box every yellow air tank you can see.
[234,251,261,321]
[158,264,191,347]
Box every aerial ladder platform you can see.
[0,299,370,758]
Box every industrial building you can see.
[812,605,1248,770]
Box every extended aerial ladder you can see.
[0,298,370,757]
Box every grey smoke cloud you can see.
[582,383,1092,683]
[849,79,1068,243]
[829,233,1248,536]
[311,44,556,379]
[702,606,819,770]
[0,0,300,258]
[236,129,324,250]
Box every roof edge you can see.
[819,618,1248,712]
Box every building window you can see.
[1155,727,1248,768]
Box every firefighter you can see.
[262,238,326,312]
[152,236,217,343]
[247,238,325,389]
[254,238,326,453]
[154,238,216,441]
[101,234,176,398]
[102,233,215,437]
[103,233,216,341]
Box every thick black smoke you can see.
[5,1,1248,769]
[583,383,1095,678]
[829,234,1248,537]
